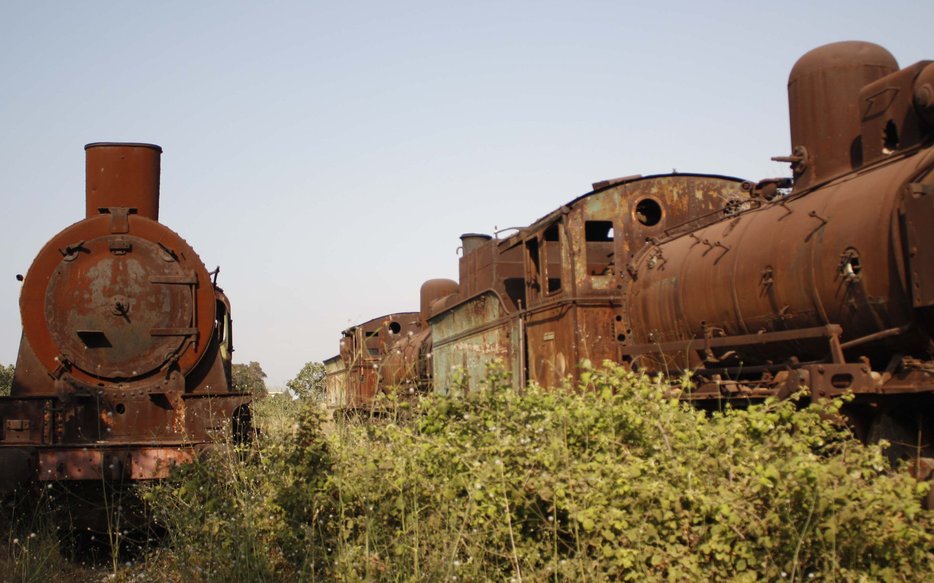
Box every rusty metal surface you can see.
[603,45,934,490]
[781,42,898,191]
[514,174,750,388]
[858,61,933,167]
[325,312,420,408]
[457,238,526,312]
[915,63,934,128]
[431,291,521,393]
[625,57,934,391]
[901,172,934,308]
[18,214,216,387]
[419,279,459,325]
[378,280,459,392]
[85,143,162,221]
[38,446,196,481]
[625,158,919,367]
[343,174,750,397]
[0,143,249,494]
[381,327,432,390]
[460,233,492,255]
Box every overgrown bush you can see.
[286,361,327,402]
[142,362,933,581]
[140,401,330,582]
[0,363,14,396]
[252,391,303,437]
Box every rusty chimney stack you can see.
[784,42,898,191]
[85,142,162,221]
[460,233,492,255]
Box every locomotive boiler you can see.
[326,41,933,474]
[0,143,251,496]
[622,42,934,450]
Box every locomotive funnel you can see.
[460,233,492,255]
[85,142,162,221]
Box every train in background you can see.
[0,143,251,498]
[325,41,934,478]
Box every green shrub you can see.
[252,392,303,437]
[144,362,933,581]
[0,363,14,396]
[140,399,331,582]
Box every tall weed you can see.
[143,362,933,581]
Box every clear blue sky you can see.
[1,1,930,387]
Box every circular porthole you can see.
[388,321,402,334]
[634,198,663,227]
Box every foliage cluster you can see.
[232,361,268,397]
[0,363,14,396]
[251,391,303,438]
[286,361,326,401]
[141,362,933,581]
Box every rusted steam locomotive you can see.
[0,143,250,497]
[325,41,934,472]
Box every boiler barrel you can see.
[625,154,932,366]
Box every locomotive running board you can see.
[621,324,845,364]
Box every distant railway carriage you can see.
[324,312,421,409]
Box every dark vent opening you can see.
[77,330,111,348]
[883,120,899,154]
[544,224,560,241]
[504,277,526,310]
[585,220,614,242]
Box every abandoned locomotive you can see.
[0,143,250,495]
[326,41,934,470]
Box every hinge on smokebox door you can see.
[149,272,201,348]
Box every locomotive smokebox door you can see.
[44,234,196,379]
[20,215,216,385]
